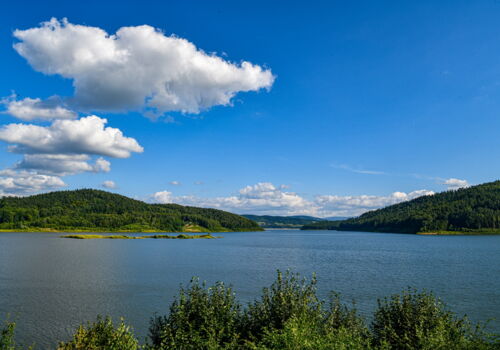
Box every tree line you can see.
[303,181,500,234]
[0,189,261,232]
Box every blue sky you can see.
[0,0,499,217]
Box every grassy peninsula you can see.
[61,233,218,239]
[303,180,500,234]
[0,189,262,233]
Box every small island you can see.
[302,180,500,235]
[61,233,219,239]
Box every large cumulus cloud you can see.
[0,116,142,193]
[13,18,275,115]
[14,154,110,176]
[0,169,66,196]
[0,116,143,158]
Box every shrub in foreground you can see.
[2,271,500,349]
[254,314,374,350]
[0,320,16,350]
[0,320,33,350]
[149,271,499,349]
[57,316,138,350]
[147,278,241,349]
[372,288,497,349]
[241,270,323,341]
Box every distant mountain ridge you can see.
[242,214,348,228]
[302,181,500,234]
[0,189,262,233]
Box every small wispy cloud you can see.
[412,174,470,190]
[169,181,181,186]
[334,165,470,192]
[443,178,469,190]
[102,180,116,189]
[332,164,386,175]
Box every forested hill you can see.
[0,189,262,232]
[302,181,500,234]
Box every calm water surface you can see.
[1,230,499,348]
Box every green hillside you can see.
[302,181,500,234]
[0,189,262,233]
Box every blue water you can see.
[0,230,499,349]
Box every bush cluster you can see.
[2,271,499,349]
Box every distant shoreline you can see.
[417,230,500,235]
[0,228,202,233]
[303,228,500,235]
[2,228,498,235]
[263,228,301,230]
[0,228,261,233]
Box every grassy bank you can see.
[418,229,500,235]
[1,271,499,349]
[0,227,224,233]
[61,233,219,239]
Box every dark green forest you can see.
[0,189,261,232]
[302,180,500,234]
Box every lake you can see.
[1,230,499,349]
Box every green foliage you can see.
[241,271,322,340]
[303,180,500,234]
[255,316,374,350]
[147,279,241,350]
[57,316,139,350]
[0,320,16,350]
[2,272,500,349]
[0,320,33,350]
[0,189,261,233]
[148,271,499,349]
[253,291,371,350]
[372,288,496,349]
[324,293,368,337]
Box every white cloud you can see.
[14,154,110,175]
[94,157,111,172]
[2,96,77,121]
[13,18,275,116]
[151,183,435,217]
[102,180,116,189]
[332,164,386,175]
[153,182,314,215]
[0,169,65,196]
[0,115,143,158]
[169,181,181,186]
[0,115,139,185]
[315,189,435,217]
[152,190,173,204]
[443,178,469,190]
[236,183,312,214]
